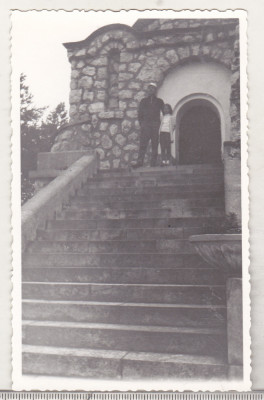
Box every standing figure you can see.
[159,103,175,166]
[132,83,164,168]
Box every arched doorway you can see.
[177,100,222,165]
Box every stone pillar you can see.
[223,23,241,223]
[230,24,240,142]
[223,141,241,223]
[226,277,243,380]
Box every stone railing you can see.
[22,151,99,252]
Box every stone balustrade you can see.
[22,151,99,251]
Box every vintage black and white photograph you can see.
[11,9,250,391]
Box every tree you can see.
[20,74,68,204]
[44,102,68,129]
[39,102,69,153]
[20,73,46,130]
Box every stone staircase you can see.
[22,164,229,381]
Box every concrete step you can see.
[23,267,225,285]
[37,226,207,241]
[47,216,223,231]
[69,197,224,210]
[27,239,195,254]
[58,207,223,220]
[86,177,224,189]
[74,191,224,203]
[97,165,223,178]
[23,252,206,268]
[22,282,226,305]
[78,184,224,196]
[22,300,226,328]
[22,345,228,380]
[22,320,227,358]
[58,208,173,220]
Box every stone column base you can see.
[227,277,243,380]
[228,365,243,380]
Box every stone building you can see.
[52,18,240,170]
[22,18,243,381]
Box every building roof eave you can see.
[63,23,137,50]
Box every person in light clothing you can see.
[159,104,175,165]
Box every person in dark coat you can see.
[132,83,164,168]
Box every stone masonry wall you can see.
[52,19,240,169]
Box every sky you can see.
[12,10,138,114]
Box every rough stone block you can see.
[70,80,77,90]
[112,146,122,157]
[100,122,109,131]
[211,47,223,61]
[121,120,132,134]
[119,90,134,99]
[202,45,211,56]
[100,160,111,169]
[99,111,114,119]
[128,63,141,73]
[205,33,214,42]
[115,111,124,119]
[81,124,91,132]
[124,143,138,151]
[69,89,82,104]
[177,46,190,59]
[96,148,105,160]
[94,80,107,89]
[119,63,127,72]
[78,76,93,89]
[88,102,104,113]
[101,134,113,150]
[166,49,179,64]
[74,48,86,57]
[137,68,156,81]
[191,44,200,56]
[128,132,138,141]
[157,58,170,71]
[91,114,99,128]
[97,67,108,79]
[78,104,88,113]
[82,66,96,76]
[119,101,127,110]
[126,110,138,119]
[120,52,133,62]
[90,56,108,66]
[115,134,126,146]
[83,90,94,101]
[113,159,120,168]
[69,105,77,118]
[96,91,106,101]
[134,91,146,102]
[76,60,85,69]
[101,33,110,43]
[128,100,137,108]
[87,47,96,56]
[109,124,118,136]
[119,72,134,81]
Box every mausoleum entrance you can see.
[178,103,222,165]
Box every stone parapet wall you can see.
[52,19,240,169]
[22,152,99,251]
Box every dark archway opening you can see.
[179,104,222,165]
